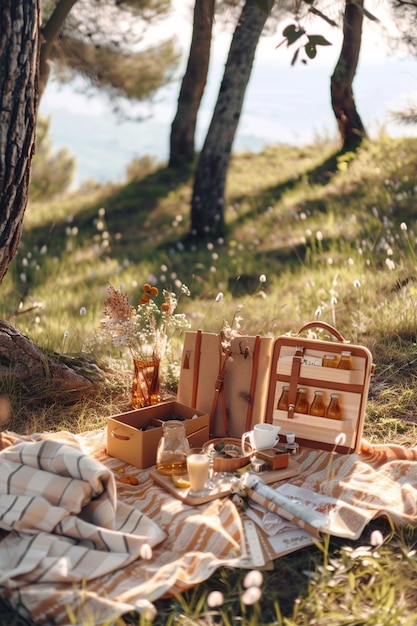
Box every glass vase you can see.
[131,358,160,408]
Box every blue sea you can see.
[40,38,417,187]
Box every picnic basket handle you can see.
[296,321,348,344]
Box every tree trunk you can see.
[330,0,367,151]
[0,321,100,396]
[0,1,40,284]
[39,0,79,97]
[190,0,274,239]
[169,0,215,168]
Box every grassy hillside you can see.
[3,133,417,442]
[2,134,417,625]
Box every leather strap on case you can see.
[209,344,231,436]
[191,329,202,407]
[245,335,261,431]
[287,346,304,419]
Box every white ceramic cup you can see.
[286,432,296,445]
[241,423,281,451]
[187,453,210,493]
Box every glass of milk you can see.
[187,453,210,495]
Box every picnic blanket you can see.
[1,429,417,625]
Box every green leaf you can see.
[305,42,317,59]
[282,24,305,46]
[307,35,332,47]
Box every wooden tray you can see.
[149,458,301,505]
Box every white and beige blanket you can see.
[1,430,417,625]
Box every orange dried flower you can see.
[139,293,151,304]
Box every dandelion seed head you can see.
[80,307,87,316]
[316,230,323,241]
[243,569,264,589]
[370,529,384,547]
[259,274,266,283]
[215,292,224,302]
[207,590,224,608]
[354,279,361,289]
[241,586,262,605]
[401,222,408,231]
[335,432,346,446]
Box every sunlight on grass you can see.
[3,136,417,625]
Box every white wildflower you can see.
[243,569,264,589]
[207,591,224,608]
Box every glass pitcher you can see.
[156,420,190,476]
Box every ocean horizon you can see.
[40,39,417,187]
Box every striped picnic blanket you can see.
[0,437,166,586]
[1,429,417,625]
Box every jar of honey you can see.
[309,390,326,417]
[277,385,289,411]
[326,393,342,420]
[323,354,338,368]
[156,420,190,476]
[294,388,309,414]
[337,351,353,370]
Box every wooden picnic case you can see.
[177,322,374,454]
[264,322,375,454]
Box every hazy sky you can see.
[40,1,417,185]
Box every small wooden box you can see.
[107,401,209,469]
[254,447,289,471]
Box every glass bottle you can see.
[326,393,342,420]
[156,420,190,476]
[294,387,309,414]
[277,385,289,411]
[309,390,326,417]
[337,351,353,370]
[323,354,338,368]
